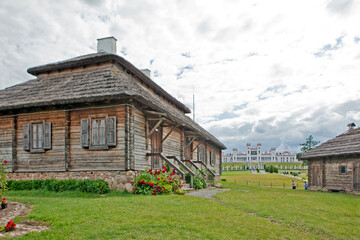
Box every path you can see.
[0,201,49,237]
[187,188,231,199]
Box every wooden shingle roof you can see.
[0,53,226,149]
[301,128,360,159]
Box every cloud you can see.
[1,0,360,155]
[327,0,354,15]
[314,36,345,57]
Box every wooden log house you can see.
[301,124,360,194]
[0,37,226,190]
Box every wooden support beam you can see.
[11,116,17,172]
[144,110,167,117]
[184,137,196,149]
[64,111,70,171]
[145,116,149,150]
[162,125,177,143]
[192,143,200,152]
[148,119,163,137]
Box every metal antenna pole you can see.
[193,79,195,121]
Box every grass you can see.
[222,171,306,188]
[218,173,360,240]
[222,162,305,169]
[2,173,359,239]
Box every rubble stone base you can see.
[7,170,140,191]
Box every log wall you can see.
[69,106,126,171]
[308,156,360,193]
[133,108,149,170]
[0,117,13,171]
[162,127,182,159]
[16,111,66,171]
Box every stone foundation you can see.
[7,170,140,192]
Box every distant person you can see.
[292,180,296,190]
[304,181,308,190]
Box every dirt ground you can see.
[0,201,49,238]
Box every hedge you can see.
[6,179,110,194]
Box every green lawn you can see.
[3,173,359,239]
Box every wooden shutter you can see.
[81,119,89,147]
[44,122,52,150]
[107,116,117,147]
[23,124,30,151]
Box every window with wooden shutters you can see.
[107,116,116,147]
[81,119,89,147]
[197,145,205,162]
[23,121,52,153]
[81,116,117,150]
[210,151,216,166]
[23,124,30,150]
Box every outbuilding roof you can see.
[301,128,360,159]
[0,53,226,149]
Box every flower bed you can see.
[133,166,186,195]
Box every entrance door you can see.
[354,164,360,191]
[312,165,322,186]
[151,128,162,169]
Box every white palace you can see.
[222,143,298,167]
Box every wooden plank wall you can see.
[16,112,66,171]
[0,117,13,171]
[69,106,126,170]
[309,157,359,191]
[206,143,222,174]
[162,127,182,159]
[133,107,149,170]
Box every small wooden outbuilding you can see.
[301,125,360,193]
[0,37,226,190]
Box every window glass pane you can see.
[341,166,346,174]
[38,124,43,148]
[93,120,98,145]
[100,119,105,145]
[32,125,37,148]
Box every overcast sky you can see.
[1,0,360,153]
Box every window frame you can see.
[81,115,116,151]
[210,151,216,167]
[30,121,45,153]
[89,116,109,151]
[340,165,347,175]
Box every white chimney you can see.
[347,123,356,131]
[97,36,117,54]
[140,69,151,78]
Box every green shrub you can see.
[185,173,191,184]
[6,179,110,194]
[133,167,184,195]
[221,178,227,181]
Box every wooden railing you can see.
[146,152,185,178]
[192,161,216,185]
[167,156,194,188]
[183,160,205,176]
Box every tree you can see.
[300,135,320,154]
[298,135,320,165]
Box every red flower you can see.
[163,165,167,171]
[149,169,153,172]
[180,177,183,179]
[4,160,7,164]
[157,178,160,181]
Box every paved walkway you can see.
[187,188,231,199]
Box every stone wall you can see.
[7,170,140,192]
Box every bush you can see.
[221,178,227,181]
[133,167,184,195]
[6,179,110,194]
[185,173,191,184]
